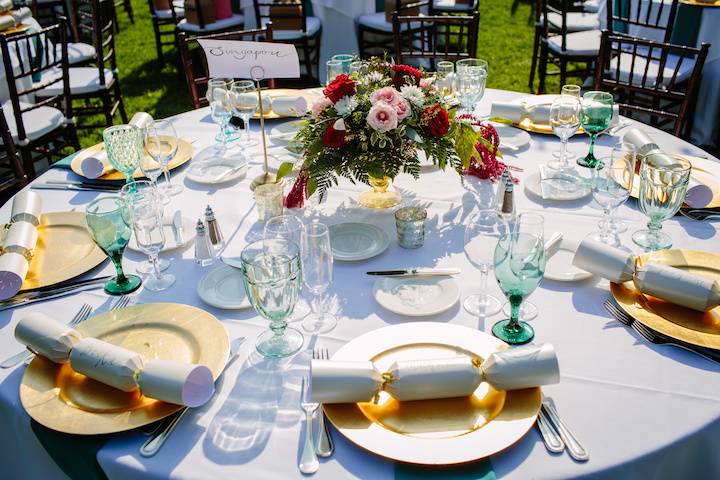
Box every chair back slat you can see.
[0,105,28,201]
[594,30,709,137]
[253,0,308,32]
[177,25,275,109]
[608,0,679,43]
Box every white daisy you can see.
[400,85,425,107]
[365,71,384,84]
[335,95,359,116]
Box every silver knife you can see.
[172,211,184,245]
[541,398,589,462]
[366,268,461,277]
[31,183,118,193]
[139,336,247,457]
[0,281,107,311]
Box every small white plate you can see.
[494,123,531,151]
[373,277,460,316]
[185,158,248,185]
[525,169,591,201]
[197,265,252,310]
[544,239,594,282]
[127,216,195,253]
[329,223,390,261]
[270,120,304,143]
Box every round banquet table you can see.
[1,88,719,480]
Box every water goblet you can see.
[561,84,581,98]
[331,54,355,74]
[145,120,182,196]
[85,196,142,295]
[301,222,336,334]
[230,80,258,148]
[206,78,234,147]
[492,213,545,345]
[103,124,143,187]
[240,238,304,358]
[632,154,691,251]
[463,210,509,318]
[127,194,175,291]
[590,154,633,247]
[263,214,306,249]
[326,60,344,85]
[548,95,581,171]
[577,91,613,168]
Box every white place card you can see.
[197,40,300,80]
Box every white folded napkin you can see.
[10,7,31,23]
[0,0,12,14]
[311,343,559,404]
[573,237,720,311]
[491,99,619,126]
[271,96,308,117]
[14,314,216,407]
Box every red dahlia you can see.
[322,74,356,103]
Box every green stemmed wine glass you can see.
[632,154,691,252]
[240,238,304,358]
[85,196,142,295]
[492,213,546,345]
[103,125,143,187]
[577,91,613,169]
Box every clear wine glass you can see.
[492,213,545,345]
[145,120,181,196]
[326,60,343,85]
[632,154,691,251]
[300,222,336,333]
[120,180,170,275]
[561,84,581,98]
[455,59,488,116]
[127,193,175,291]
[603,143,637,234]
[331,54,355,74]
[240,238,304,358]
[463,210,509,318]
[103,124,143,188]
[577,91,613,169]
[230,80,258,148]
[437,60,454,95]
[590,154,633,248]
[206,78,233,148]
[548,96,581,171]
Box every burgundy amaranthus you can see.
[459,115,517,183]
[284,171,309,208]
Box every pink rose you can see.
[394,96,411,121]
[419,77,437,93]
[370,86,401,106]
[311,97,332,118]
[366,102,398,133]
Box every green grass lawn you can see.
[79,0,552,147]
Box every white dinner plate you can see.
[270,120,304,144]
[543,239,594,282]
[329,223,390,261]
[525,169,591,201]
[197,265,252,310]
[373,276,460,316]
[494,123,531,151]
[185,158,248,185]
[127,215,195,253]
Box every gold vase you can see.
[358,175,401,209]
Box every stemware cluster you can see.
[206,78,260,153]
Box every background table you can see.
[1,89,719,479]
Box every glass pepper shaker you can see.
[194,219,216,267]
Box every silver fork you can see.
[1,303,93,369]
[312,348,334,457]
[299,376,319,474]
[111,295,131,310]
[603,300,720,364]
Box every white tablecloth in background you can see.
[1,89,719,479]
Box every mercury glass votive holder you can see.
[255,182,284,223]
[395,207,427,249]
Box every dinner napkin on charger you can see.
[311,344,559,404]
[490,99,619,125]
[623,128,714,208]
[0,191,42,301]
[271,96,308,117]
[0,0,12,13]
[79,112,154,179]
[14,313,216,407]
[573,238,720,311]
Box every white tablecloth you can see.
[1,89,719,479]
[598,0,720,147]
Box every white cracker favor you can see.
[10,191,42,226]
[137,359,215,407]
[572,238,635,283]
[0,193,43,300]
[271,96,308,117]
[14,312,81,363]
[70,338,144,392]
[79,150,112,179]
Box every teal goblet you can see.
[577,91,613,169]
[240,238,304,358]
[103,125,143,187]
[492,213,545,345]
[85,196,142,295]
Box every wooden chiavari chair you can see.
[147,0,185,66]
[358,0,430,60]
[606,0,679,43]
[0,105,29,204]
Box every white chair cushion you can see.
[610,51,696,87]
[357,11,420,32]
[56,42,96,65]
[547,11,599,32]
[2,100,65,143]
[583,0,600,13]
[155,5,184,20]
[36,67,115,96]
[260,16,320,40]
[547,29,600,56]
[177,14,244,33]
[434,0,476,11]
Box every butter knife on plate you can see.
[366,268,461,277]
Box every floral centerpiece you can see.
[278,58,492,209]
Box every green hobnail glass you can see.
[85,196,142,295]
[103,124,143,187]
[577,91,613,169]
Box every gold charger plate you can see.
[19,212,106,291]
[323,322,541,465]
[19,303,229,435]
[255,88,321,119]
[610,249,720,350]
[680,0,720,7]
[70,138,194,181]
